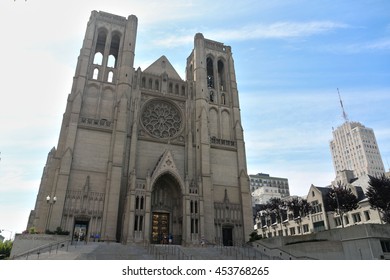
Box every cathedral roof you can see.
[143,55,182,80]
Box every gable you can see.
[150,149,184,190]
[143,55,182,80]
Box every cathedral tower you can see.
[28,11,252,246]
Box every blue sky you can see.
[0,0,389,238]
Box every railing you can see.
[147,243,192,260]
[215,243,270,260]
[251,240,317,260]
[12,238,72,260]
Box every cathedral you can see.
[27,10,252,246]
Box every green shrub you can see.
[0,240,13,259]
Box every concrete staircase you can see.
[15,242,274,260]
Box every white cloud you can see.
[153,21,349,48]
[319,38,390,54]
[212,21,349,40]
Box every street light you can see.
[45,195,57,232]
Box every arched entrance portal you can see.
[72,216,90,243]
[151,173,182,244]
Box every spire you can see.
[337,88,349,122]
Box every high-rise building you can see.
[330,121,385,181]
[249,173,290,205]
[27,11,253,246]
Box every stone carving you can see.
[141,100,182,139]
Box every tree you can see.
[366,175,390,223]
[249,231,261,242]
[326,182,359,227]
[255,198,287,237]
[0,240,13,259]
[286,197,311,219]
[286,197,311,234]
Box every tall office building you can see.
[249,173,290,205]
[27,11,253,246]
[330,121,385,181]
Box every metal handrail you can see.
[11,238,72,260]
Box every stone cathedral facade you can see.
[28,11,252,246]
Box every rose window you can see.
[141,100,182,139]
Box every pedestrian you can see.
[168,233,173,244]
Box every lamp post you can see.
[45,195,57,232]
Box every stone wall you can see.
[10,234,70,258]
[254,224,390,259]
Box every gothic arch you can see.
[221,109,231,139]
[82,85,99,117]
[108,32,121,68]
[206,55,215,88]
[209,107,218,137]
[149,150,184,194]
[100,88,114,120]
[217,58,227,91]
[150,172,183,244]
[94,28,108,56]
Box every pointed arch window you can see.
[206,57,214,88]
[142,77,146,88]
[107,55,116,68]
[155,80,159,91]
[92,68,99,80]
[217,60,226,91]
[93,52,103,65]
[107,71,114,83]
[108,33,120,68]
[94,30,107,65]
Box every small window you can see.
[140,197,144,210]
[334,217,342,227]
[139,216,143,231]
[168,83,173,93]
[134,215,138,231]
[364,210,371,221]
[93,68,99,80]
[221,93,226,105]
[107,71,114,83]
[191,218,199,234]
[352,213,361,223]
